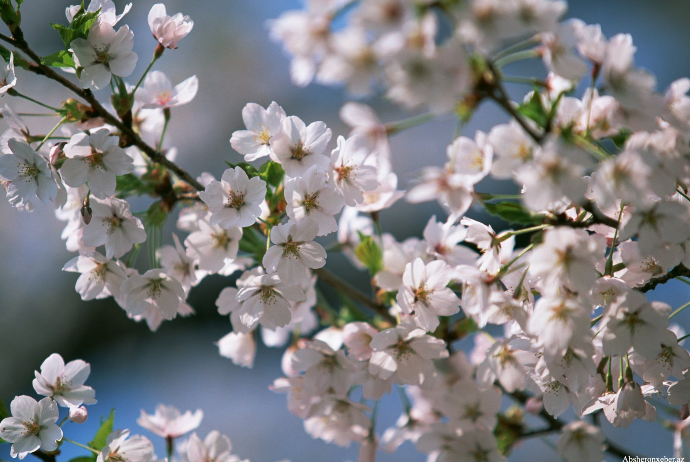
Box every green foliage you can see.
[116,173,154,198]
[0,1,20,33]
[88,409,115,453]
[41,49,76,68]
[52,6,100,49]
[225,161,258,178]
[0,44,28,70]
[258,161,284,188]
[238,226,267,264]
[0,396,9,420]
[452,316,478,340]
[608,129,632,150]
[354,232,383,275]
[516,91,548,128]
[145,201,168,227]
[483,201,543,225]
[494,407,525,456]
[68,458,98,462]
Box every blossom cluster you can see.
[0,354,249,462]
[3,0,690,460]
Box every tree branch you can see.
[313,267,396,324]
[637,264,690,293]
[0,31,204,191]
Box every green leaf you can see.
[116,173,154,198]
[52,6,100,48]
[225,161,258,178]
[517,91,548,128]
[145,201,168,227]
[0,1,19,32]
[608,129,631,150]
[88,409,115,452]
[354,232,383,275]
[41,49,76,68]
[452,317,478,340]
[483,201,543,225]
[0,44,28,70]
[258,161,284,188]
[0,396,9,420]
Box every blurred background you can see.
[1,0,690,460]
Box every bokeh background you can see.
[2,0,690,460]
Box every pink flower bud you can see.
[69,406,88,424]
[525,396,543,415]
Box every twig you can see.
[637,264,690,293]
[313,267,395,323]
[0,31,204,191]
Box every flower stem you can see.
[9,89,60,111]
[497,224,549,242]
[166,436,174,462]
[493,36,540,61]
[36,115,68,150]
[62,438,100,455]
[131,52,160,98]
[158,108,171,151]
[494,49,540,68]
[669,300,690,319]
[385,112,434,135]
[501,75,548,87]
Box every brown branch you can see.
[0,31,204,191]
[313,267,396,324]
[637,264,690,293]
[506,387,646,459]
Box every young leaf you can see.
[258,161,285,188]
[0,396,9,420]
[517,91,548,128]
[68,458,96,462]
[483,201,543,225]
[41,49,76,68]
[88,409,115,452]
[225,161,258,178]
[354,233,383,275]
[116,173,154,198]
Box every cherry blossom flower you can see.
[0,52,17,95]
[185,218,242,274]
[61,128,134,199]
[157,234,202,294]
[234,274,305,331]
[148,3,193,49]
[396,258,461,332]
[217,331,256,369]
[32,353,96,407]
[137,404,203,439]
[284,165,344,236]
[328,135,379,206]
[270,115,331,177]
[121,269,187,322]
[342,322,378,361]
[263,219,326,285]
[63,251,127,302]
[199,167,267,229]
[369,324,449,385]
[136,71,198,109]
[0,138,57,210]
[303,395,370,447]
[0,396,62,459]
[230,102,286,161]
[82,197,147,259]
[66,0,132,27]
[97,430,154,462]
[292,339,356,396]
[72,22,138,90]
[557,421,605,462]
[185,431,247,462]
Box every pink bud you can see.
[69,406,88,424]
[525,396,543,415]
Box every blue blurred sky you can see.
[3,0,690,461]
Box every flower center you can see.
[254,126,272,146]
[290,141,309,160]
[335,165,353,180]
[106,215,123,235]
[412,284,432,304]
[302,192,320,213]
[226,189,245,209]
[93,262,108,282]
[283,240,301,258]
[22,420,40,435]
[19,163,40,180]
[148,278,164,299]
[93,44,112,65]
[87,148,106,169]
[212,231,231,250]
[260,287,277,305]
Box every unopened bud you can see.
[69,406,88,424]
[49,142,66,165]
[525,396,543,415]
[81,196,92,225]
